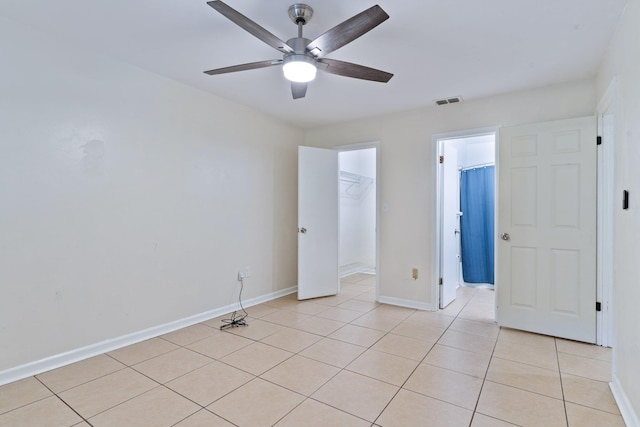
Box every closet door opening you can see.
[337,145,378,294]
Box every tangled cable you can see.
[220,277,249,330]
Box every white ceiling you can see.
[1,0,628,129]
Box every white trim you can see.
[611,374,640,427]
[596,77,617,347]
[432,126,499,142]
[597,76,619,115]
[377,295,436,311]
[339,263,375,277]
[333,141,381,302]
[0,286,297,386]
[432,137,443,308]
[494,130,501,323]
[432,126,499,311]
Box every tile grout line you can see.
[195,283,372,425]
[33,375,95,427]
[99,351,224,425]
[264,285,390,426]
[244,279,381,426]
[0,391,51,417]
[434,288,503,426]
[250,278,407,425]
[371,287,488,426]
[468,324,504,427]
[555,337,571,427]
[106,348,245,426]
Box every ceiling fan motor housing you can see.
[286,37,312,54]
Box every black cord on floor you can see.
[220,277,249,330]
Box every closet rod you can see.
[339,170,373,183]
[458,162,494,171]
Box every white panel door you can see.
[441,144,460,308]
[298,146,339,300]
[497,116,597,343]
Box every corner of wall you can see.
[611,374,640,427]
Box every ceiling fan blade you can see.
[317,58,393,82]
[203,59,282,75]
[306,5,389,57]
[207,1,293,54]
[291,82,307,99]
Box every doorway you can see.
[297,143,379,301]
[337,143,379,295]
[436,131,496,310]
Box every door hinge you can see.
[596,302,602,312]
[597,136,602,146]
[439,155,444,164]
[439,277,443,285]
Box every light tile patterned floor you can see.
[0,274,624,426]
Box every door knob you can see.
[501,232,510,241]
[299,227,307,234]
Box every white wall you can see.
[457,135,495,168]
[305,79,596,308]
[339,149,376,273]
[597,0,640,423]
[0,18,302,374]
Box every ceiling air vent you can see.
[434,96,463,106]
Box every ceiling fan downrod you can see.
[288,4,314,35]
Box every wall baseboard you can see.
[0,286,297,387]
[339,263,375,278]
[610,374,640,427]
[377,295,436,311]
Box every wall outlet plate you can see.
[237,267,251,281]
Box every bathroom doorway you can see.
[437,132,496,309]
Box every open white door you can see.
[440,143,460,308]
[497,116,597,343]
[298,146,339,300]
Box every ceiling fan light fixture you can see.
[283,54,317,83]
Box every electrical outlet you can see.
[237,267,251,281]
[412,268,418,280]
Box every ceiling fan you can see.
[203,1,393,99]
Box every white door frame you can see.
[596,78,617,347]
[333,141,381,301]
[432,127,499,310]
